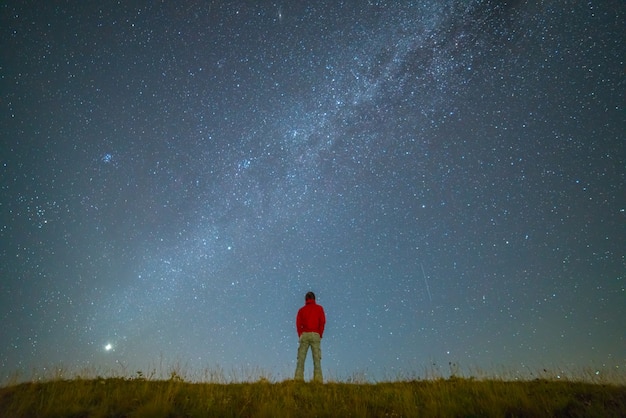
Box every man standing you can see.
[295,291,326,383]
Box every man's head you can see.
[305,291,316,301]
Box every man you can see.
[295,291,326,383]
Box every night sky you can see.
[1,1,624,383]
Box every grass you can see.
[0,368,625,417]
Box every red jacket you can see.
[296,299,326,338]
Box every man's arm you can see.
[319,307,326,338]
[296,309,303,337]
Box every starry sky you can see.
[1,1,624,383]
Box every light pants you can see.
[295,332,323,383]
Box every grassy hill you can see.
[1,373,625,417]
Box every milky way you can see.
[1,1,624,382]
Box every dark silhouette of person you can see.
[295,291,326,382]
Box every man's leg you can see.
[294,334,310,381]
[311,333,323,383]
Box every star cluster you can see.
[1,1,624,382]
